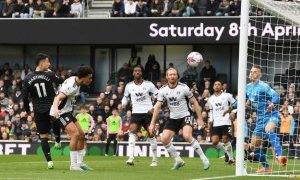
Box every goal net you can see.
[237,0,300,177]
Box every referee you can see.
[105,108,122,156]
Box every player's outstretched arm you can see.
[149,101,162,135]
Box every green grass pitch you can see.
[0,155,299,180]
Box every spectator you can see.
[280,100,294,115]
[44,0,60,17]
[147,62,161,82]
[27,0,34,17]
[1,0,15,18]
[181,65,200,87]
[285,62,299,85]
[206,0,219,16]
[12,0,30,18]
[149,0,162,17]
[124,0,136,17]
[170,0,185,17]
[183,0,197,16]
[111,0,124,17]
[197,0,207,16]
[117,63,132,83]
[105,108,122,156]
[222,82,230,93]
[57,0,71,17]
[33,0,46,18]
[216,0,230,16]
[0,91,9,108]
[228,0,240,16]
[199,89,210,109]
[160,0,171,16]
[200,60,216,84]
[104,84,113,98]
[280,109,294,143]
[70,0,83,17]
[116,86,124,101]
[135,0,148,17]
[0,79,5,92]
[21,64,31,80]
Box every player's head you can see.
[249,65,262,82]
[77,66,93,86]
[36,53,51,71]
[133,65,143,80]
[166,67,179,84]
[80,104,88,113]
[213,80,223,93]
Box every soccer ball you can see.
[187,52,203,67]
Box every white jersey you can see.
[157,82,193,119]
[207,92,236,127]
[122,80,158,114]
[50,76,80,116]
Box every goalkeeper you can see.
[246,65,287,173]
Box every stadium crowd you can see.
[111,0,241,17]
[0,0,83,18]
[0,57,299,147]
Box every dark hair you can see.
[133,65,143,71]
[80,104,88,110]
[77,66,93,78]
[35,53,50,66]
[214,80,223,85]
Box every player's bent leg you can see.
[182,125,210,170]
[39,133,54,169]
[212,134,228,162]
[161,129,184,170]
[65,122,83,171]
[126,123,139,165]
[265,121,287,166]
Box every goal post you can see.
[236,0,249,176]
[237,0,300,177]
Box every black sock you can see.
[55,136,61,143]
[41,138,52,162]
[52,121,61,143]
[113,139,118,155]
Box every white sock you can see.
[77,149,85,166]
[165,143,182,162]
[224,142,234,160]
[149,137,158,162]
[191,138,208,162]
[216,142,233,160]
[70,151,78,167]
[128,133,136,159]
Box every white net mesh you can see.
[245,0,300,177]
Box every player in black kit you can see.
[22,53,64,169]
